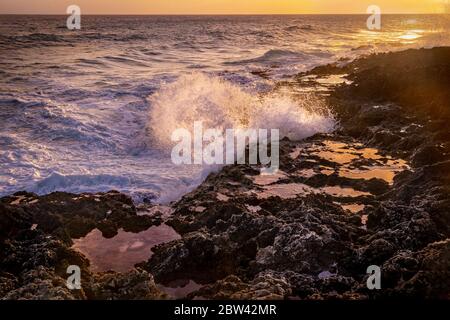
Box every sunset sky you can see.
[0,0,448,14]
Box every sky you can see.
[0,0,448,14]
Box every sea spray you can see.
[149,73,335,149]
[171,121,280,174]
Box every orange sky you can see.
[0,0,447,14]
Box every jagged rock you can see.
[87,269,167,300]
[0,191,164,300]
[188,271,291,300]
[0,191,159,243]
[3,266,81,300]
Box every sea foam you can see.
[149,73,335,148]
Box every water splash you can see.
[149,73,335,148]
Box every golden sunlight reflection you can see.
[398,31,423,40]
[355,28,427,46]
[72,225,181,272]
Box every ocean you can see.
[1,14,449,203]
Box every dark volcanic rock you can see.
[187,271,292,300]
[0,190,159,243]
[87,269,167,300]
[0,191,166,300]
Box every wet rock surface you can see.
[1,48,449,299]
[0,191,166,300]
[143,48,450,300]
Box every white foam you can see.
[149,73,335,147]
[147,73,335,198]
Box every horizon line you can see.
[0,12,448,16]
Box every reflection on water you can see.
[310,140,409,185]
[256,183,314,199]
[312,140,360,164]
[341,204,365,213]
[253,139,409,201]
[250,138,410,229]
[316,150,359,164]
[320,167,335,176]
[254,182,371,200]
[158,279,203,300]
[340,167,400,185]
[398,31,422,40]
[354,25,438,46]
[321,186,371,197]
[72,224,181,273]
[252,171,288,186]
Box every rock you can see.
[0,272,18,297]
[357,239,397,267]
[87,269,167,300]
[145,230,255,285]
[0,201,32,243]
[412,144,446,167]
[0,191,165,300]
[1,191,159,243]
[3,266,81,300]
[188,271,292,300]
[368,240,450,299]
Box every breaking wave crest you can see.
[149,73,335,148]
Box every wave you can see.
[0,98,118,151]
[148,73,335,148]
[28,172,132,195]
[226,49,307,65]
[2,33,67,49]
[284,25,314,32]
[14,33,64,43]
[226,49,332,66]
[102,55,149,67]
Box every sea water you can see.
[0,15,449,202]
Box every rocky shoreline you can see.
[1,47,449,300]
